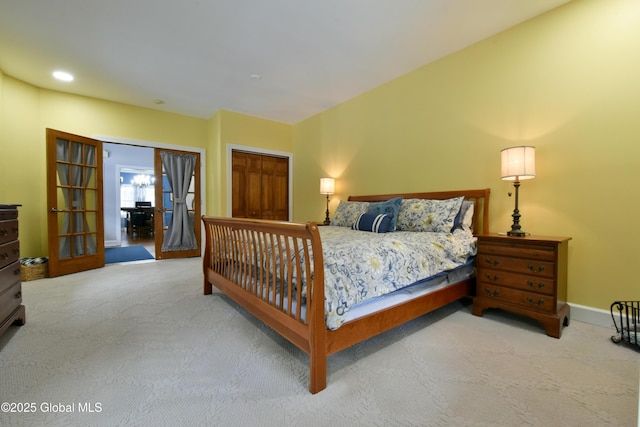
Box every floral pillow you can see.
[396,197,464,232]
[330,201,369,227]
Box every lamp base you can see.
[324,194,331,225]
[507,179,527,237]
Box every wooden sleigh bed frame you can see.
[202,188,490,393]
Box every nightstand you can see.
[472,234,571,338]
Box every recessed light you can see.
[153,99,165,105]
[53,71,74,82]
[250,74,262,81]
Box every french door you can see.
[154,148,201,259]
[46,129,104,277]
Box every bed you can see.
[202,188,490,393]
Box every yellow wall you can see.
[0,74,293,258]
[292,0,640,311]
[0,75,46,257]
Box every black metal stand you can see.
[611,301,640,350]
[507,180,526,236]
[323,194,331,225]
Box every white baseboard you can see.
[570,303,613,329]
[105,240,119,248]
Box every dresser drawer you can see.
[0,210,18,221]
[479,284,556,314]
[0,261,21,292]
[0,281,22,322]
[0,219,19,245]
[478,267,555,296]
[0,240,20,270]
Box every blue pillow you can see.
[365,197,402,231]
[352,213,392,233]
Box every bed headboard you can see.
[348,188,490,235]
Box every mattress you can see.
[317,226,477,329]
[290,261,475,328]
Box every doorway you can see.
[118,166,156,256]
[100,137,205,261]
[103,143,154,249]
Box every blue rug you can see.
[105,246,154,264]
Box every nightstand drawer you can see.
[478,268,555,296]
[479,284,556,314]
[478,241,556,261]
[478,255,555,278]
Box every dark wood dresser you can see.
[0,204,26,337]
[472,233,571,338]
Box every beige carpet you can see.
[0,258,637,426]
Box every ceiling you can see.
[0,0,571,125]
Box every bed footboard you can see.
[201,216,327,393]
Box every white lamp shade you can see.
[501,146,536,181]
[319,177,335,195]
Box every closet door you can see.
[231,151,288,220]
[260,155,288,220]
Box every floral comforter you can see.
[318,226,477,330]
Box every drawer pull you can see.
[484,273,500,282]
[15,291,22,299]
[484,258,500,266]
[527,280,545,289]
[527,264,545,273]
[526,297,545,306]
[484,288,500,297]
[13,268,21,276]
[1,252,8,260]
[0,229,8,236]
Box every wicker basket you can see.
[20,258,48,281]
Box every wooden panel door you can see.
[46,129,104,277]
[246,153,263,219]
[231,151,288,220]
[261,155,288,220]
[231,153,246,218]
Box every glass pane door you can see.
[154,148,201,260]
[47,129,104,277]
